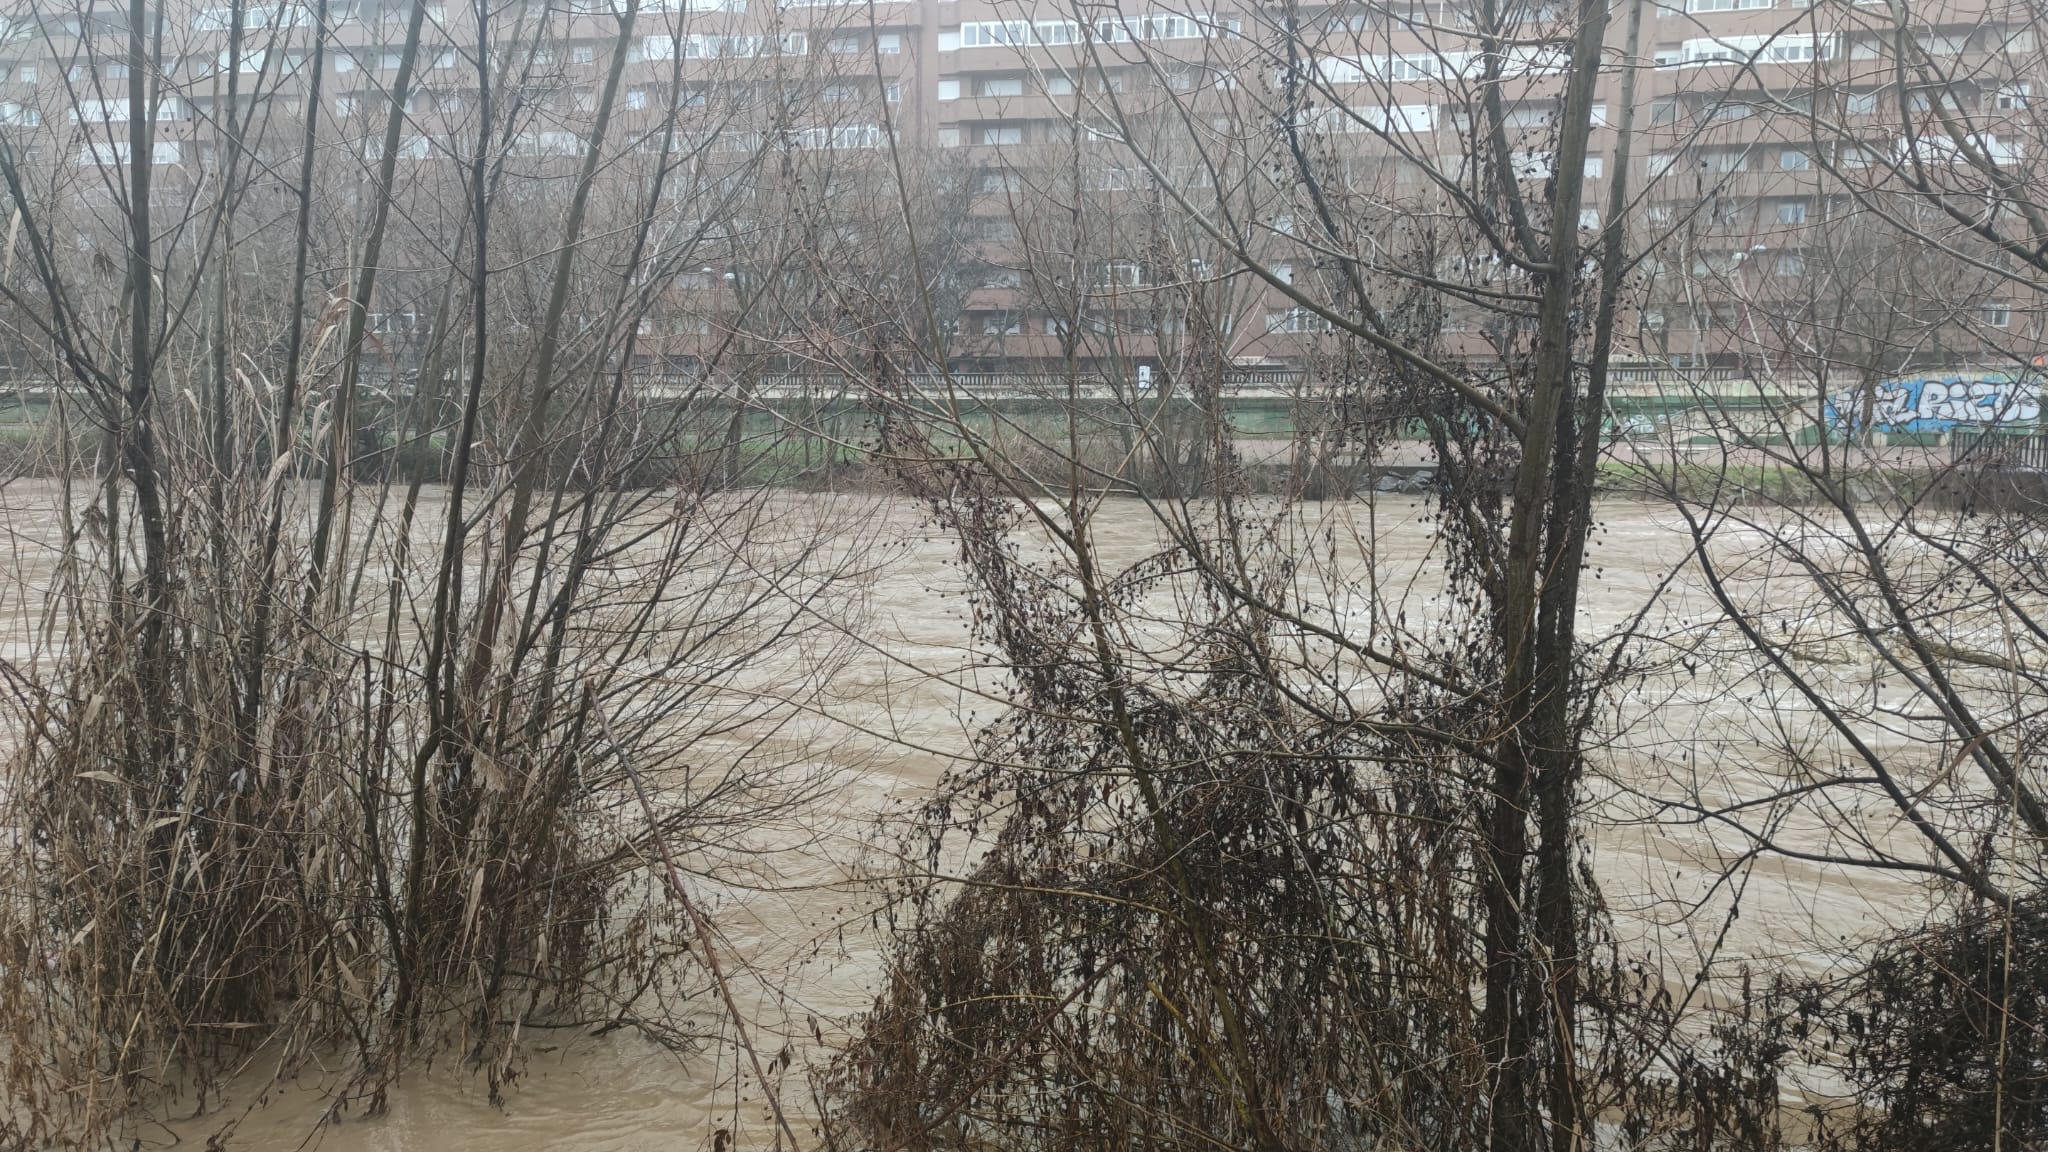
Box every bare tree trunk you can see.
[308,0,433,594]
[414,0,642,1030]
[1477,0,1612,1144]
[123,0,169,698]
[243,0,329,731]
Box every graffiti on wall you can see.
[1829,374,2042,432]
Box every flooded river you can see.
[0,486,1956,1150]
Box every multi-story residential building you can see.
[1628,1,2042,377]
[0,0,2038,386]
[924,0,2043,381]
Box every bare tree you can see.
[818,0,1806,1148]
[1600,3,2048,1144]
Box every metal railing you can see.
[1606,364,1752,385]
[1952,425,2048,472]
[635,367,1309,398]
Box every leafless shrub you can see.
[0,0,884,1142]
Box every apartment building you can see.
[0,0,2036,381]
[1630,1,2040,373]
[923,0,2043,377]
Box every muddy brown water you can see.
[0,485,1951,1149]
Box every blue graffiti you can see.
[1828,374,2042,432]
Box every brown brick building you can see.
[0,0,2038,383]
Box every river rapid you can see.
[0,485,1952,1150]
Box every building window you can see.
[1583,156,1604,179]
[1774,253,1805,276]
[1511,150,1556,179]
[77,140,182,166]
[980,125,1023,145]
[1983,304,2012,327]
[1071,165,1120,190]
[69,98,130,124]
[936,79,961,101]
[1998,83,2031,110]
[960,19,1030,46]
[220,47,304,73]
[1271,261,1293,284]
[1036,19,1079,43]
[1100,259,1144,287]
[1264,307,1333,333]
[977,76,1024,97]
[370,309,425,335]
[1680,32,1834,65]
[1776,200,1808,223]
[1779,149,1810,170]
[876,33,902,53]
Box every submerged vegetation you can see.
[0,376,874,1143]
[0,0,885,1137]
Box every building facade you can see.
[0,0,2038,386]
